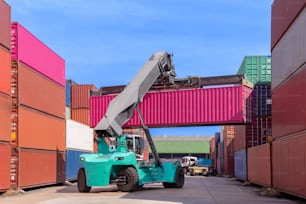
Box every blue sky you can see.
[6,0,273,136]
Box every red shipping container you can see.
[223,156,234,176]
[0,93,11,142]
[0,0,11,50]
[71,108,90,126]
[233,125,246,151]
[248,143,271,187]
[12,61,65,118]
[0,142,10,192]
[0,46,11,96]
[19,148,65,188]
[90,85,252,128]
[222,126,235,139]
[71,84,98,109]
[271,0,306,49]
[224,138,234,158]
[17,106,66,151]
[272,8,306,91]
[11,22,65,86]
[210,137,215,156]
[272,67,306,139]
[273,133,306,198]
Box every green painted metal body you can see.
[80,135,180,187]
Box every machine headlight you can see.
[80,157,85,161]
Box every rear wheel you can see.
[117,167,139,192]
[77,168,91,193]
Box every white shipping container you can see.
[66,119,94,151]
[272,8,306,91]
[66,106,71,120]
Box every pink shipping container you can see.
[248,143,271,187]
[271,0,306,50]
[272,66,306,139]
[11,22,65,86]
[71,84,98,109]
[90,85,252,128]
[273,133,306,198]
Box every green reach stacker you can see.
[77,51,185,192]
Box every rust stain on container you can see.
[273,133,306,198]
[0,46,11,96]
[0,0,11,50]
[248,143,271,187]
[272,67,306,139]
[15,61,65,118]
[19,148,65,188]
[71,84,98,109]
[0,142,10,192]
[18,106,66,151]
[271,0,306,49]
[91,85,252,128]
[0,93,11,142]
[71,108,90,126]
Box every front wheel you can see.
[77,168,91,193]
[117,167,139,192]
[163,167,185,188]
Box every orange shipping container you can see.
[248,143,271,187]
[0,93,11,142]
[71,84,98,109]
[13,61,65,119]
[71,108,90,126]
[233,125,246,151]
[222,126,235,139]
[0,142,10,192]
[0,0,11,49]
[19,148,65,188]
[18,106,65,151]
[273,133,306,198]
[0,46,11,96]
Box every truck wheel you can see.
[77,168,91,193]
[117,167,139,192]
[163,167,185,188]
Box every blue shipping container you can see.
[66,80,77,107]
[234,149,247,181]
[66,149,91,180]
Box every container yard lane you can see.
[0,176,301,204]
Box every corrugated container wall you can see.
[71,108,90,126]
[272,67,306,139]
[0,45,11,96]
[272,133,306,198]
[90,85,253,128]
[19,148,65,188]
[11,22,65,86]
[234,149,247,181]
[271,7,306,91]
[237,56,271,84]
[66,119,94,151]
[271,0,306,49]
[253,84,272,116]
[0,0,11,49]
[0,142,10,192]
[71,84,98,109]
[12,61,65,118]
[0,93,11,142]
[248,144,271,187]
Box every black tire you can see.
[77,168,91,193]
[117,167,139,192]
[163,167,185,188]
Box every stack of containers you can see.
[0,0,11,192]
[221,126,235,176]
[213,132,220,172]
[71,84,99,126]
[209,137,215,166]
[66,82,95,180]
[233,55,272,181]
[271,0,306,198]
[10,22,66,189]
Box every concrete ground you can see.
[1,176,305,204]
